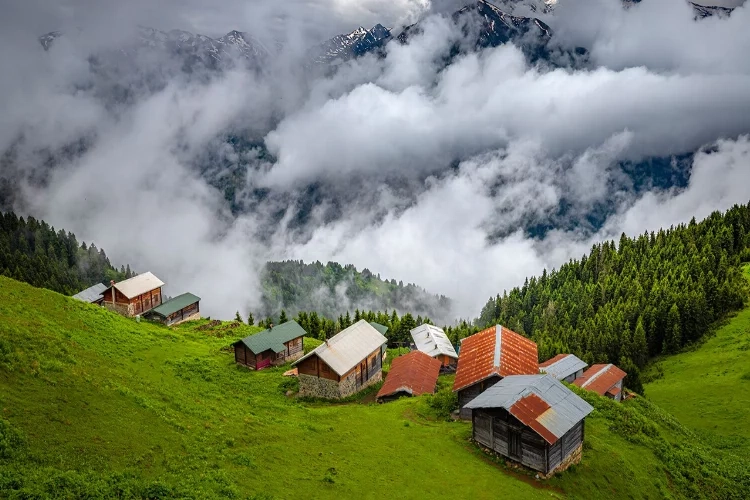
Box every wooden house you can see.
[376,350,441,402]
[144,293,201,326]
[72,283,107,305]
[453,325,539,419]
[538,354,587,383]
[293,320,387,399]
[573,364,627,401]
[232,320,307,370]
[102,272,164,317]
[410,324,458,371]
[465,374,593,477]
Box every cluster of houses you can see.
[229,317,627,478]
[72,271,201,326]
[74,272,628,478]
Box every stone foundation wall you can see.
[104,302,133,317]
[171,313,201,326]
[298,374,342,399]
[543,443,582,478]
[298,369,382,399]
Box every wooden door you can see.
[508,428,522,460]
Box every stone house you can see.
[465,374,593,477]
[293,320,387,399]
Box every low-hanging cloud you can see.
[2,0,750,321]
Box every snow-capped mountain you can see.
[311,24,392,64]
[40,26,270,71]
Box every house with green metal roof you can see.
[232,320,307,370]
[143,292,201,326]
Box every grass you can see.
[644,264,750,456]
[0,276,748,499]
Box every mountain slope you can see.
[1,276,748,498]
[644,264,750,456]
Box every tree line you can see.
[0,211,133,295]
[473,203,750,392]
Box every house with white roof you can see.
[410,324,458,370]
[72,283,108,305]
[101,271,164,317]
[538,354,588,383]
[293,320,388,399]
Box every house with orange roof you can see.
[573,364,627,401]
[376,350,441,402]
[452,325,539,419]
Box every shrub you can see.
[0,418,26,459]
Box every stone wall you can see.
[104,302,133,317]
[298,369,382,399]
[298,374,343,399]
[171,312,201,326]
[543,443,583,479]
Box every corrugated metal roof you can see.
[369,322,389,336]
[410,324,458,360]
[72,283,107,303]
[377,350,441,400]
[110,272,164,299]
[573,364,627,396]
[453,325,539,392]
[293,320,387,376]
[539,354,588,381]
[148,292,200,318]
[235,320,307,354]
[464,374,594,445]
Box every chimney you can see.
[110,280,116,305]
[269,322,274,330]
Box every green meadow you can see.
[644,264,750,456]
[1,276,748,499]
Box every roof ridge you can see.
[581,363,612,388]
[493,324,502,369]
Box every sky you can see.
[1,0,749,321]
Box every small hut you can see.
[144,293,201,326]
[453,325,539,419]
[233,320,307,370]
[573,364,627,401]
[376,350,441,402]
[294,320,387,399]
[101,272,164,317]
[72,283,107,305]
[538,354,587,383]
[410,324,458,371]
[465,374,593,477]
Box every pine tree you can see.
[279,309,288,323]
[235,311,244,324]
[247,312,255,326]
[632,316,648,367]
[664,304,682,354]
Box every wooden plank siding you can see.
[458,376,500,419]
[297,347,383,390]
[102,286,162,317]
[471,408,585,474]
[234,335,304,371]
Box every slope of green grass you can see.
[0,276,747,499]
[644,264,750,456]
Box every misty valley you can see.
[1,0,750,499]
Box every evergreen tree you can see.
[235,311,244,324]
[664,304,682,354]
[247,312,255,326]
[279,309,288,323]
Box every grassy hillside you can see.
[1,276,747,499]
[644,264,750,456]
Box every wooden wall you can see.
[458,376,500,419]
[234,344,257,369]
[472,408,585,474]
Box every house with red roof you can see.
[376,350,441,402]
[452,325,539,419]
[573,364,627,401]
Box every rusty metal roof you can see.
[377,350,441,400]
[410,324,458,360]
[452,325,539,392]
[539,354,588,381]
[464,374,593,445]
[573,364,627,396]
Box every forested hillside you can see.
[475,203,750,391]
[260,260,452,323]
[0,211,133,295]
